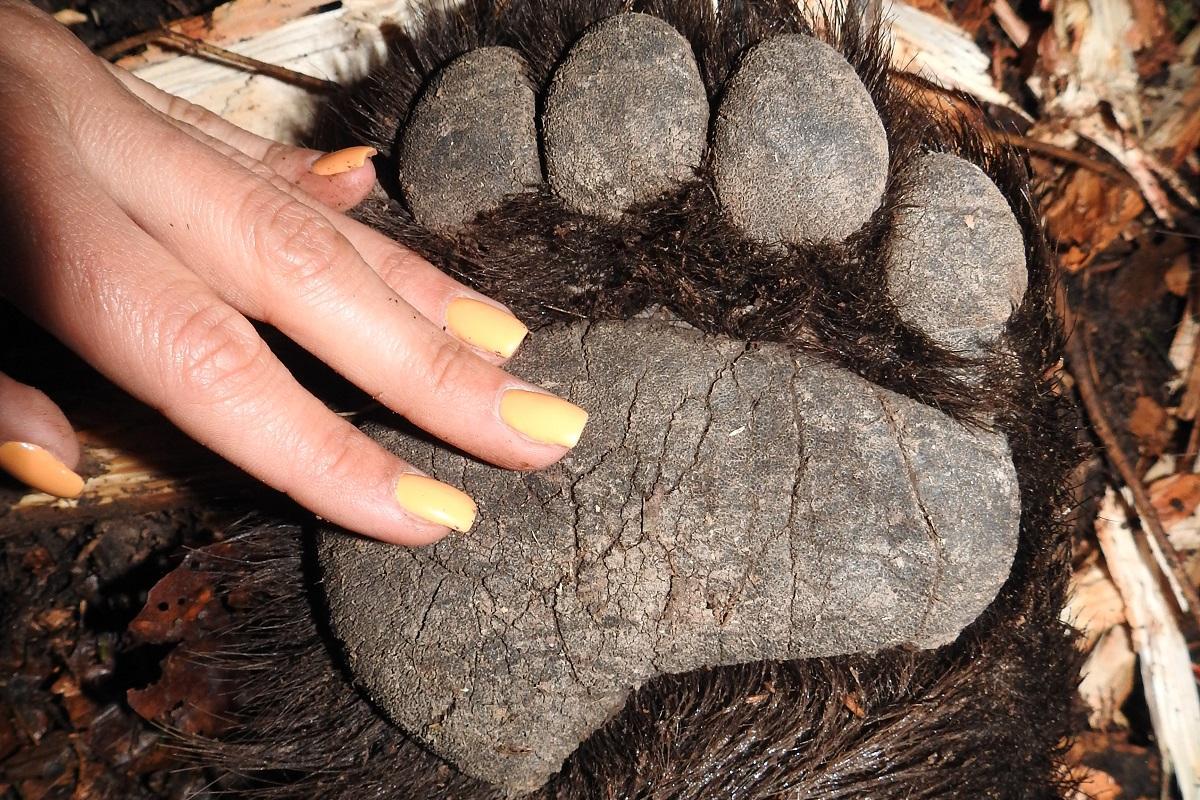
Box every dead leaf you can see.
[1069,765,1123,799]
[1150,473,1200,526]
[127,563,226,645]
[126,641,233,738]
[124,543,249,736]
[1128,395,1171,455]
[1043,168,1145,271]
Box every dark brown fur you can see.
[166,0,1085,796]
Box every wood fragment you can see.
[885,0,1029,115]
[1077,623,1135,730]
[104,0,358,66]
[1178,338,1200,425]
[53,9,89,26]
[1064,560,1127,647]
[1095,489,1200,800]
[1074,117,1182,223]
[990,0,1029,47]
[1,413,245,536]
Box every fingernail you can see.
[0,441,84,498]
[446,298,529,358]
[500,390,589,448]
[394,474,477,533]
[311,146,378,177]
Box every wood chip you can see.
[1095,489,1200,800]
[1064,560,1127,646]
[1078,624,1135,729]
[53,9,89,26]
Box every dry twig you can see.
[102,29,339,94]
[993,131,1139,189]
[1095,490,1200,800]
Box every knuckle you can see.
[243,191,346,302]
[424,338,475,398]
[375,251,416,291]
[247,159,281,183]
[259,142,294,172]
[164,94,212,132]
[161,302,268,404]
[307,424,363,486]
[0,3,58,45]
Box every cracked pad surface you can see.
[543,13,709,218]
[712,34,890,243]
[320,319,1019,792]
[886,152,1028,351]
[399,47,541,232]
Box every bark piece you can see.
[543,13,708,218]
[399,47,541,232]
[886,152,1027,351]
[319,319,1019,792]
[712,34,889,243]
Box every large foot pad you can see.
[321,320,1019,791]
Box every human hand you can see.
[0,1,588,544]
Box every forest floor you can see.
[2,0,1200,798]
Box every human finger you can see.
[103,62,376,211]
[0,371,84,498]
[0,130,472,544]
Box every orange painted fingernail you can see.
[394,474,477,533]
[446,298,529,358]
[0,441,84,498]
[311,146,378,176]
[500,390,589,448]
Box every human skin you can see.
[0,1,588,544]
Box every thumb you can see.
[0,372,84,498]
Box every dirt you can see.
[0,509,229,799]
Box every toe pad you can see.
[886,152,1028,351]
[399,47,541,232]
[712,34,890,244]
[543,13,709,218]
